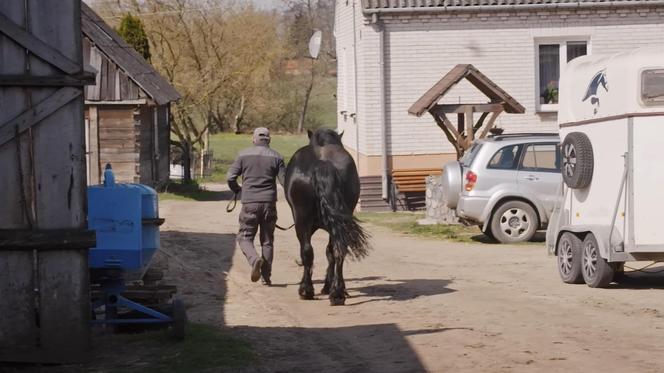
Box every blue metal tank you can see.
[88,166,163,271]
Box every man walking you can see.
[227,127,286,285]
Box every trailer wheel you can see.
[562,132,594,189]
[581,233,614,288]
[171,298,187,340]
[557,232,584,284]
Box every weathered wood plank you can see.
[107,60,117,99]
[0,12,79,74]
[87,45,102,100]
[431,103,504,114]
[26,0,90,363]
[0,229,95,250]
[88,106,100,184]
[0,252,37,352]
[0,87,82,147]
[38,249,90,363]
[99,57,108,100]
[0,73,95,87]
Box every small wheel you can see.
[581,234,614,288]
[557,232,584,284]
[490,200,539,243]
[562,132,594,189]
[171,298,187,340]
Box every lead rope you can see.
[226,192,294,231]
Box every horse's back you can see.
[285,143,360,213]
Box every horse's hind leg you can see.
[296,221,315,300]
[329,247,347,306]
[321,238,334,295]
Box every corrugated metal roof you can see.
[81,3,181,105]
[362,0,664,12]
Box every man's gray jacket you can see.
[227,144,286,203]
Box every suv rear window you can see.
[460,143,482,167]
[487,145,520,170]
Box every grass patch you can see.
[91,323,254,373]
[206,133,308,182]
[356,212,483,243]
[159,180,229,201]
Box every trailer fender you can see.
[552,225,619,260]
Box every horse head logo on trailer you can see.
[582,69,609,115]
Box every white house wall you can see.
[338,5,664,157]
[335,0,362,155]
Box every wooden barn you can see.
[81,3,180,186]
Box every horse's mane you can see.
[309,128,343,147]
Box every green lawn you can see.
[206,132,309,182]
[356,212,487,243]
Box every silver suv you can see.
[443,133,561,243]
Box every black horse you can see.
[285,128,370,306]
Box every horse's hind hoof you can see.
[298,288,315,300]
[329,297,346,306]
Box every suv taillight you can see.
[465,171,477,191]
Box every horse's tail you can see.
[312,162,370,260]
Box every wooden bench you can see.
[391,168,443,193]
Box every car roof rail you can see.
[488,133,559,140]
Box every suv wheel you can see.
[491,200,539,243]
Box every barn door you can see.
[0,1,94,363]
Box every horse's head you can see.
[308,128,343,147]
[598,71,609,91]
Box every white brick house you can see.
[334,0,664,201]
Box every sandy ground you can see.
[157,185,664,373]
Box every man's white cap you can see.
[253,127,270,144]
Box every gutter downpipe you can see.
[352,0,360,173]
[371,12,389,201]
[361,1,664,14]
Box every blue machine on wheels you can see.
[88,165,185,339]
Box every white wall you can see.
[337,5,664,157]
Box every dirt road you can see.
[158,187,664,373]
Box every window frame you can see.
[517,142,561,173]
[535,38,591,113]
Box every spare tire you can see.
[562,132,594,189]
[441,161,463,209]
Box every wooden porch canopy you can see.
[408,64,525,157]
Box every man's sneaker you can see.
[251,258,263,282]
[261,277,272,286]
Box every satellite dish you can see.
[308,30,322,59]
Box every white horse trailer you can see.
[547,47,664,287]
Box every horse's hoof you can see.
[298,288,315,300]
[329,297,346,306]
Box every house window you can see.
[537,40,588,111]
